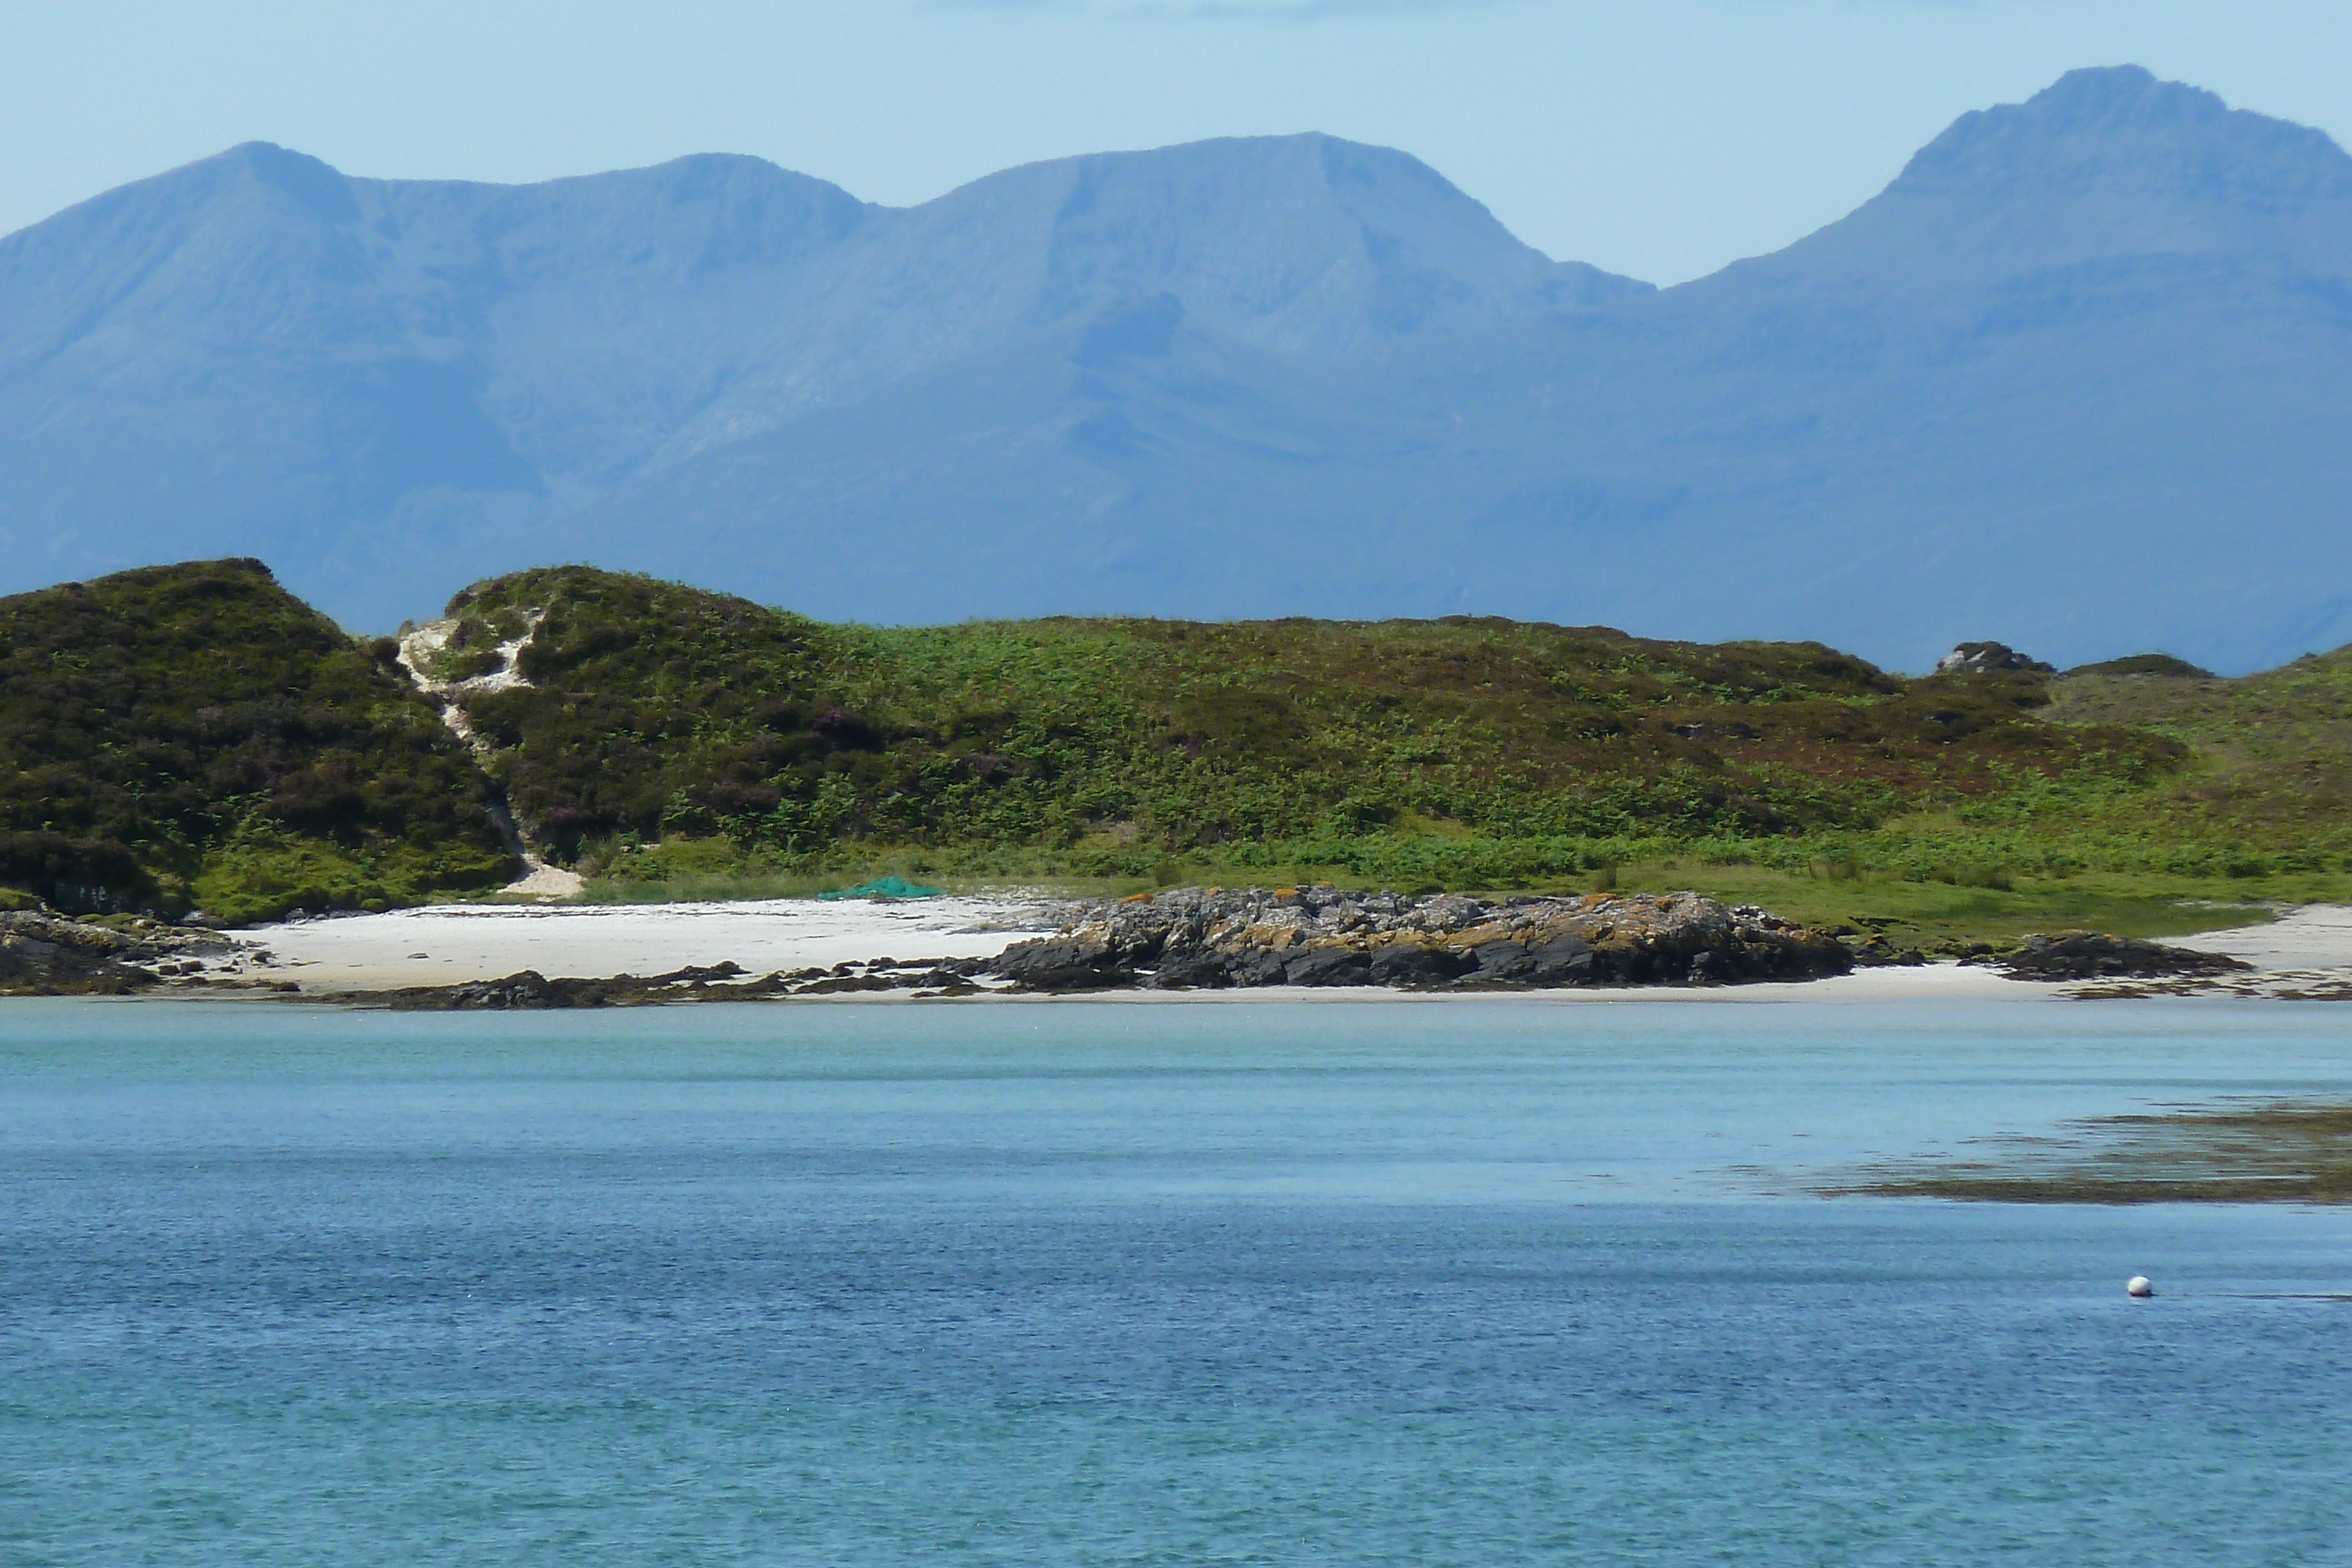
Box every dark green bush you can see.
[0,560,515,920]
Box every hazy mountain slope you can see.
[493,68,2352,670]
[0,132,1617,624]
[0,145,877,587]
[1426,66,2352,671]
[0,67,2346,671]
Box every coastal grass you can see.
[443,566,2200,891]
[13,559,2352,932]
[1602,862,2287,948]
[435,569,2352,931]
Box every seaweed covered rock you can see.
[382,962,756,1010]
[0,911,151,994]
[375,956,994,1009]
[991,886,1850,992]
[1976,931,2251,981]
[0,910,234,995]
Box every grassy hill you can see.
[10,557,2343,942]
[427,566,2317,946]
[437,567,2170,873]
[0,560,514,922]
[2037,651,2352,854]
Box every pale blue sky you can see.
[2,1,2343,284]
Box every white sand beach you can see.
[2169,902,2352,970]
[209,895,2054,1002]
[238,897,1058,994]
[179,897,2352,1002]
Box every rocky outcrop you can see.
[1971,931,2251,981]
[0,910,240,995]
[1936,641,2054,674]
[990,886,1852,992]
[383,962,752,1010]
[376,957,993,1009]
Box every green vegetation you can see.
[2038,651,2352,859]
[9,557,2348,941]
[448,565,2156,871]
[1596,864,2281,951]
[419,565,2346,945]
[1824,1101,2352,1203]
[0,560,514,923]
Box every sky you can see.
[2,1,2346,286]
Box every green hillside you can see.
[436,567,2273,940]
[0,560,514,922]
[9,557,2343,941]
[2037,651,2352,853]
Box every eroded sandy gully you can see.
[394,610,584,901]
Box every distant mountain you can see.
[2,66,2347,671]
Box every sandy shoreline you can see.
[233,897,1057,995]
[191,894,1948,1002]
[2166,902,2352,969]
[41,895,2352,1005]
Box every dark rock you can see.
[1468,934,1595,985]
[1526,938,1599,983]
[1,908,235,995]
[1224,948,1291,988]
[1973,931,2252,981]
[991,937,1131,991]
[402,969,563,1009]
[799,974,901,995]
[1368,942,1474,987]
[988,885,1850,994]
[1283,946,1372,987]
[382,960,762,1009]
[1148,948,1236,989]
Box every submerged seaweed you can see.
[1822,1101,2352,1203]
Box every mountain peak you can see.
[2020,64,2196,128]
[900,129,1636,351]
[5,74,2351,674]
[1895,65,2352,202]
[208,140,359,223]
[1706,65,2352,293]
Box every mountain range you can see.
[2,65,2347,672]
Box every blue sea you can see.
[6,997,2352,1565]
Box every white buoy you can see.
[2127,1276,2154,1298]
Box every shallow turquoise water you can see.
[6,998,2352,1564]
